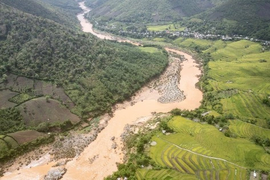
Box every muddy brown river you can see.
[1,2,202,180]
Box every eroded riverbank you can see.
[1,2,202,180]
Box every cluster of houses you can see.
[94,22,270,46]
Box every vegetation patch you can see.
[9,93,36,104]
[0,108,24,134]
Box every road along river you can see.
[1,1,202,180]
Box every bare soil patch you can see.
[8,130,47,145]
[18,97,80,126]
[12,77,34,92]
[0,90,18,108]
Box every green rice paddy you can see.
[137,117,270,179]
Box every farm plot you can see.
[18,97,80,126]
[229,120,270,139]
[0,90,18,108]
[8,130,47,145]
[221,92,270,120]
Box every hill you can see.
[0,0,80,29]
[85,0,225,23]
[185,0,270,40]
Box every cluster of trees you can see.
[0,4,168,118]
[252,135,270,148]
[263,97,270,107]
[0,108,25,134]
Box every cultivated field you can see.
[0,90,18,108]
[139,116,270,179]
[18,97,80,126]
[173,38,270,126]
[229,120,270,139]
[8,130,47,145]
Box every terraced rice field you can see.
[148,136,247,180]
[176,39,270,127]
[229,120,270,139]
[142,116,270,179]
[221,92,270,120]
[206,40,270,94]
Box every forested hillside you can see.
[0,0,79,29]
[86,0,225,23]
[87,0,270,40]
[0,3,168,129]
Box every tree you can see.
[2,74,7,82]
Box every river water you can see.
[1,2,202,180]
